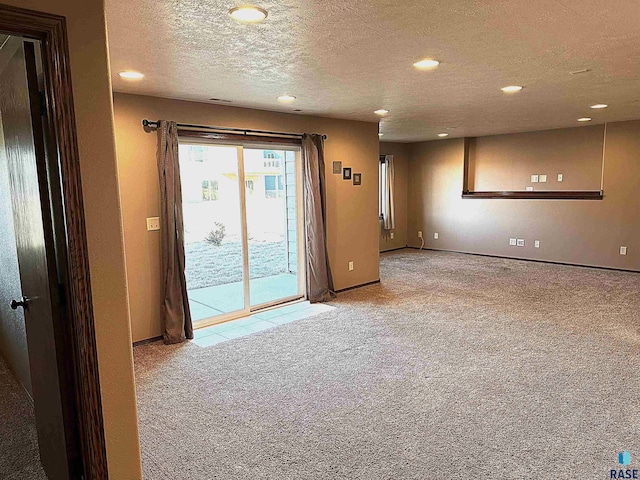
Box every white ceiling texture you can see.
[106,0,640,142]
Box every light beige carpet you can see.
[0,356,46,479]
[134,249,640,479]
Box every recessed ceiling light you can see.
[501,85,523,93]
[118,71,144,80]
[374,109,389,116]
[438,133,449,137]
[590,104,608,109]
[277,95,296,103]
[413,59,440,70]
[577,117,592,122]
[229,5,268,23]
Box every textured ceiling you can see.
[106,0,640,142]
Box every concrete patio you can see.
[188,273,300,322]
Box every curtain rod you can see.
[141,119,327,140]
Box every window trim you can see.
[379,155,387,218]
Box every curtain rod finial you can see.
[142,119,159,130]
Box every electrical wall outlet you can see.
[557,174,564,182]
[526,186,534,191]
[146,217,160,231]
[539,174,547,183]
[509,238,517,246]
[390,232,394,239]
[517,239,525,247]
[531,175,539,183]
[434,232,439,239]
[620,246,628,256]
[348,261,354,271]
[418,231,423,238]
[534,240,540,248]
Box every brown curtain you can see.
[156,120,193,344]
[302,134,335,303]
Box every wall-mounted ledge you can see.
[462,190,604,200]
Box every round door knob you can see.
[10,297,27,310]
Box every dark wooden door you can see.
[0,38,74,480]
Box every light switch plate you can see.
[620,246,628,256]
[534,240,540,248]
[146,217,160,231]
[531,175,539,183]
[558,174,564,182]
[509,238,517,246]
[517,239,525,247]
[348,261,354,271]
[434,233,439,239]
[539,174,547,183]
[526,186,534,191]
[390,232,394,239]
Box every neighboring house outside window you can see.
[189,145,206,163]
[202,179,218,201]
[264,175,284,198]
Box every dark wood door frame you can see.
[0,4,108,479]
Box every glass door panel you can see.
[179,143,247,322]
[244,148,303,308]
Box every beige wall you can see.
[408,120,640,271]
[379,142,409,252]
[1,1,142,478]
[471,125,604,192]
[113,93,380,343]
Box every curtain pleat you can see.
[382,155,395,231]
[157,120,193,344]
[302,134,335,303]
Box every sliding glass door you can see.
[244,148,302,308]
[179,141,304,325]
